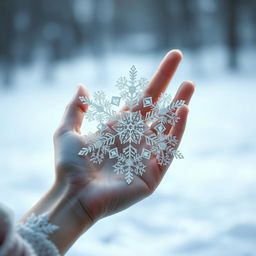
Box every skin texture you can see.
[20,50,195,255]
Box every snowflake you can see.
[78,66,185,184]
[17,213,58,238]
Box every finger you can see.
[170,105,189,146]
[123,50,183,115]
[156,105,189,177]
[171,81,195,107]
[150,81,195,133]
[58,84,89,133]
[144,49,183,99]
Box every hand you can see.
[53,50,195,223]
[20,50,195,254]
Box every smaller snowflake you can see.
[18,213,58,238]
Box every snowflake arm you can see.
[116,66,148,109]
[79,132,117,164]
[79,91,117,123]
[113,145,146,184]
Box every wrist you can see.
[20,180,93,254]
[46,182,94,254]
[19,181,68,222]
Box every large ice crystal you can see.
[78,66,184,184]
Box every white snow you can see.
[0,48,256,255]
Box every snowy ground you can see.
[0,48,256,255]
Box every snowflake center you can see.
[126,159,133,166]
[127,123,134,130]
[96,106,104,112]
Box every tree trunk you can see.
[227,0,239,69]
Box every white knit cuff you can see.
[0,205,14,256]
[0,205,35,256]
[16,213,60,256]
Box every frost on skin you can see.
[16,213,60,256]
[78,66,185,184]
[18,213,59,237]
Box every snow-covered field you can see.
[0,49,256,255]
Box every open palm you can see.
[53,50,195,222]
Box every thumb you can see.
[59,84,89,133]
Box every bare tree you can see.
[0,0,16,87]
[153,0,172,50]
[226,0,239,69]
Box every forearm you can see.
[19,181,93,255]
[19,181,67,221]
[48,190,93,254]
[0,205,33,256]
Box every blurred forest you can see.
[0,0,256,87]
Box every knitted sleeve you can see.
[0,205,60,256]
